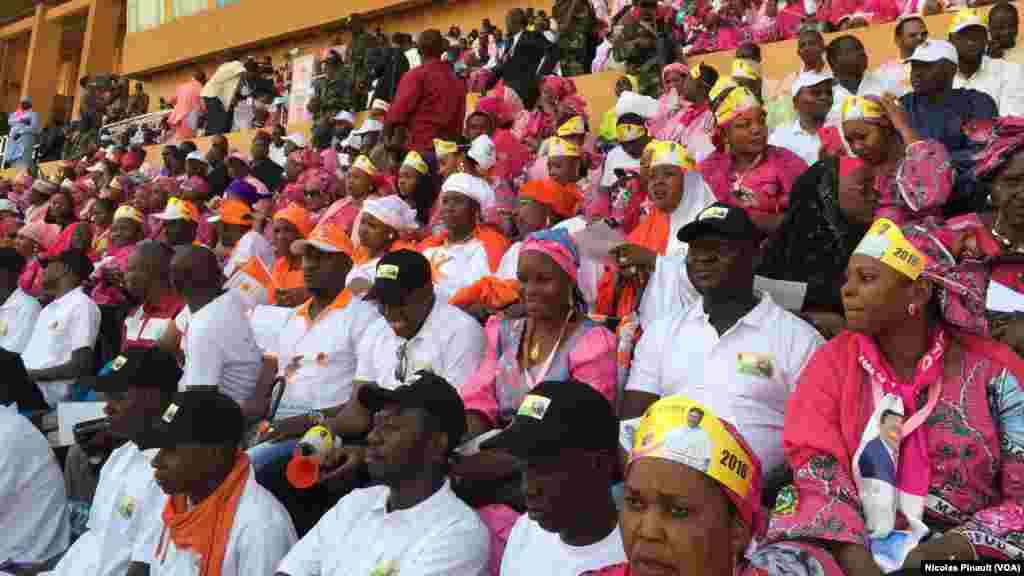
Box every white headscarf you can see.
[442,173,495,213]
[352,195,419,247]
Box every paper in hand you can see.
[986,279,1024,313]
[575,221,628,265]
[754,276,808,311]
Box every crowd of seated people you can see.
[1,1,1024,574]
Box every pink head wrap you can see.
[541,75,577,101]
[18,221,61,251]
[661,63,689,87]
[521,228,580,283]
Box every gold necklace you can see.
[527,310,574,364]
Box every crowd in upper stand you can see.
[1,1,1024,575]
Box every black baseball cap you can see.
[365,249,432,305]
[84,347,182,395]
[676,202,761,243]
[42,248,95,280]
[0,247,26,274]
[358,372,466,450]
[152,389,245,449]
[481,379,618,459]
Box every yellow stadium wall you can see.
[0,6,997,181]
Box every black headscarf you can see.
[757,156,869,313]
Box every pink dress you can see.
[461,316,618,429]
[90,243,137,306]
[698,145,808,220]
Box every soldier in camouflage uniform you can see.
[612,0,673,98]
[347,15,372,111]
[314,49,353,123]
[554,0,597,77]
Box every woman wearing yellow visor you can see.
[837,94,953,225]
[396,149,441,238]
[583,397,845,576]
[762,218,1024,574]
[698,86,808,236]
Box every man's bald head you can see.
[418,29,444,59]
[170,245,224,305]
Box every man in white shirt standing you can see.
[276,373,490,576]
[169,245,262,407]
[622,203,824,480]
[21,249,101,408]
[482,380,626,576]
[0,248,41,354]
[53,347,182,576]
[0,399,69,571]
[950,9,1024,116]
[768,71,834,166]
[146,389,296,576]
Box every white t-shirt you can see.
[53,442,165,576]
[0,288,41,353]
[768,120,822,167]
[422,239,492,302]
[499,516,626,576]
[274,294,379,418]
[0,404,69,565]
[178,290,263,405]
[145,471,296,576]
[223,229,274,279]
[277,480,489,576]
[354,295,485,391]
[953,56,1024,117]
[626,292,824,475]
[21,286,101,406]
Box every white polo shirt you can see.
[354,295,485,391]
[423,239,492,301]
[277,480,489,576]
[146,471,296,576]
[499,516,625,576]
[0,404,69,565]
[178,290,263,405]
[21,286,101,406]
[954,56,1024,116]
[224,229,274,279]
[768,120,822,167]
[274,292,379,419]
[626,292,824,474]
[53,442,165,576]
[0,288,41,353]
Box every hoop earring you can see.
[908,303,918,317]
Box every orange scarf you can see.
[271,256,304,292]
[596,209,671,317]
[417,225,511,272]
[159,454,250,576]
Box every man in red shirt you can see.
[385,29,467,155]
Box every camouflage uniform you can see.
[613,15,671,98]
[315,62,353,123]
[349,29,371,111]
[556,1,596,77]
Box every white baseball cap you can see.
[949,9,987,36]
[352,118,383,135]
[615,91,661,120]
[905,39,959,66]
[186,151,207,163]
[467,134,496,171]
[285,133,306,147]
[333,111,355,124]
[791,70,834,95]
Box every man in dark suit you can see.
[858,409,904,485]
[491,8,552,109]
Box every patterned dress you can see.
[757,331,1024,568]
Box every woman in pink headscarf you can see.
[15,221,60,298]
[518,76,578,148]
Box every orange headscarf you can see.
[519,179,582,219]
[158,453,250,576]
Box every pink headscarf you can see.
[661,63,689,88]
[521,228,580,283]
[542,75,577,101]
[18,221,61,251]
